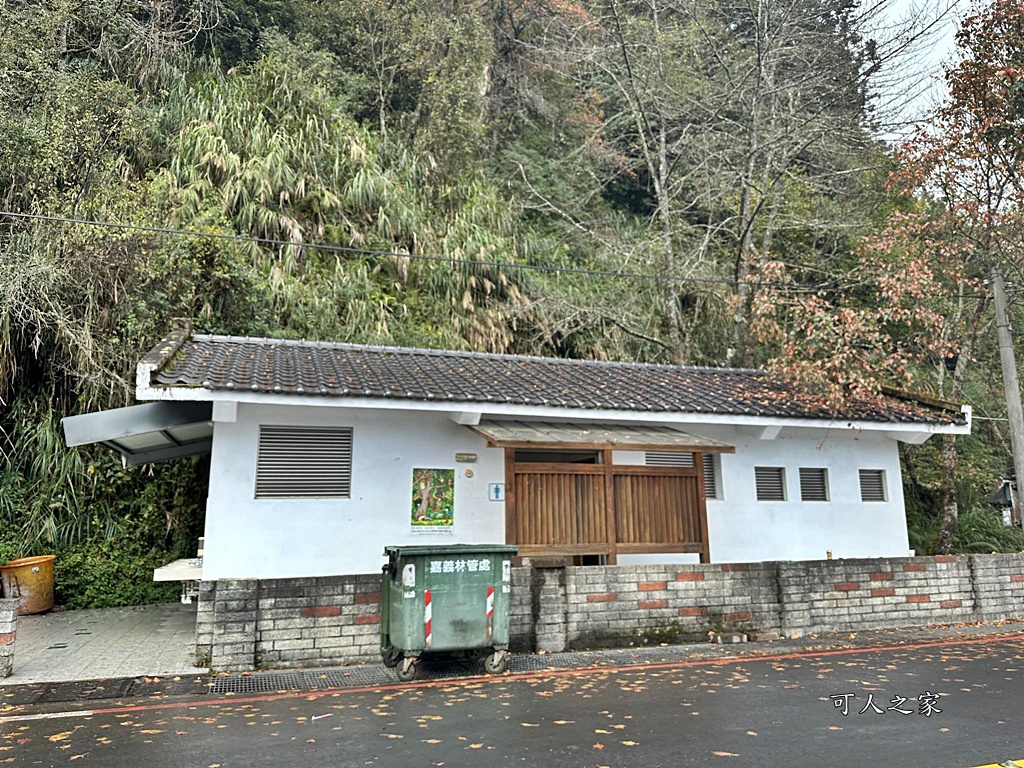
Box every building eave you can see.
[133,382,971,438]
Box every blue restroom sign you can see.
[488,483,506,501]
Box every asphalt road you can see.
[4,634,1024,768]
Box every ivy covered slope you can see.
[2,0,1022,607]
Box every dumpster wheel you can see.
[382,646,402,669]
[484,649,508,675]
[396,656,418,682]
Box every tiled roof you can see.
[143,332,965,425]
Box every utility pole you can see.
[991,266,1024,531]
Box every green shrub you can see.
[951,507,1024,554]
[54,536,181,609]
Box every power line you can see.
[0,210,996,303]
[0,210,828,292]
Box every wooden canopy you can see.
[468,421,735,454]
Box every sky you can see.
[878,0,971,138]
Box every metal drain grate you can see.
[210,671,309,694]
[206,643,730,695]
[313,667,397,688]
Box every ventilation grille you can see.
[755,466,786,501]
[645,451,694,467]
[702,454,718,499]
[859,469,886,502]
[799,468,829,502]
[256,425,353,498]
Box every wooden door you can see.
[510,463,609,557]
[612,466,705,556]
[507,450,710,562]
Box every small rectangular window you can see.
[644,451,694,467]
[755,466,786,501]
[859,469,887,502]
[255,425,353,499]
[799,468,829,502]
[703,454,719,500]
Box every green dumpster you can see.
[381,544,517,681]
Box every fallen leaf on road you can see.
[712,751,740,757]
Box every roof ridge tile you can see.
[151,332,966,427]
[189,333,761,376]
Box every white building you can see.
[63,326,971,580]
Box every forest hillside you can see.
[2,0,1023,606]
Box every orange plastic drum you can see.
[0,555,55,615]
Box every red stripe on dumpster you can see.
[424,589,432,648]
[486,586,494,644]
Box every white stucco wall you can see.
[204,404,911,578]
[613,425,909,564]
[204,404,508,579]
[704,425,909,563]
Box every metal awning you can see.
[467,421,735,453]
[62,402,213,467]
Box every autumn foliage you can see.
[749,215,964,411]
[753,1,1024,413]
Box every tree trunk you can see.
[727,115,758,367]
[727,0,766,367]
[658,116,684,363]
[931,293,989,552]
[607,0,684,363]
[932,433,960,554]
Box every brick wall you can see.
[197,575,381,671]
[777,556,976,635]
[970,552,1024,621]
[256,575,381,669]
[560,562,781,648]
[196,554,1024,671]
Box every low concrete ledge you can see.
[0,598,19,678]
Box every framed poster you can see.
[411,468,454,532]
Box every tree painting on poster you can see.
[411,468,455,528]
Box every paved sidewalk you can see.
[204,618,1024,694]
[3,603,207,685]
[3,600,1022,693]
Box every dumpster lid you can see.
[384,544,518,557]
[467,421,735,453]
